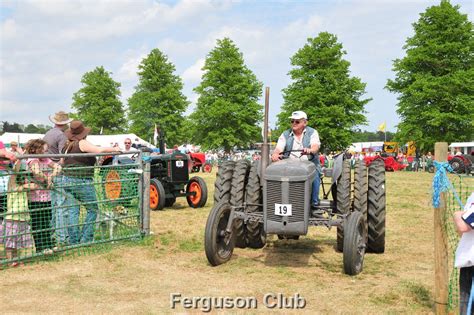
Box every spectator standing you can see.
[60,120,117,245]
[8,141,24,155]
[42,111,72,247]
[43,111,72,162]
[453,192,474,315]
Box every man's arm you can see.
[271,134,286,162]
[303,130,321,155]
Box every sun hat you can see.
[49,111,73,125]
[64,120,91,141]
[289,111,308,120]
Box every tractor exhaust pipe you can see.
[261,87,270,177]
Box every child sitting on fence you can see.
[0,161,38,267]
[454,192,474,315]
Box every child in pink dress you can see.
[0,161,37,267]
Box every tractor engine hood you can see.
[265,159,316,182]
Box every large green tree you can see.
[72,66,126,134]
[386,1,473,150]
[190,38,263,151]
[128,49,189,146]
[278,32,370,152]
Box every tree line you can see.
[7,1,473,153]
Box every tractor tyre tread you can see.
[336,159,351,252]
[214,161,235,204]
[245,161,266,249]
[367,158,386,253]
[230,160,251,248]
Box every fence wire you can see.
[0,152,144,268]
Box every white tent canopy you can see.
[449,141,474,154]
[0,132,155,149]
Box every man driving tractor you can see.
[271,110,321,208]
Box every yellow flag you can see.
[378,122,386,132]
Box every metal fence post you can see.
[434,142,448,315]
[140,151,151,236]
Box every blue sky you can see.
[1,0,472,132]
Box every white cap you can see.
[289,111,307,120]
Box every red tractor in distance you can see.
[189,152,213,173]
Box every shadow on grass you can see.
[261,237,336,268]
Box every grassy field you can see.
[1,170,440,314]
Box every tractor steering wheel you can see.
[278,149,307,160]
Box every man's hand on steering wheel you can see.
[302,148,312,155]
[271,152,282,162]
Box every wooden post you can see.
[140,151,151,236]
[434,142,449,315]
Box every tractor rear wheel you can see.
[103,168,122,201]
[204,202,235,266]
[214,161,235,204]
[230,160,251,248]
[245,161,266,249]
[450,156,466,174]
[367,158,386,253]
[186,177,208,208]
[353,160,368,234]
[343,211,366,275]
[336,159,352,252]
[150,179,165,210]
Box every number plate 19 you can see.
[274,203,292,216]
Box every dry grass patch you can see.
[1,170,440,314]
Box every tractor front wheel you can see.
[186,177,208,208]
[150,179,165,211]
[343,211,367,275]
[205,202,235,266]
[203,163,213,173]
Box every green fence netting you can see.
[0,153,143,268]
[444,173,474,312]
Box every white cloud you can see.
[1,0,472,132]
[182,58,205,84]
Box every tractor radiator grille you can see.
[266,180,305,223]
[171,159,189,182]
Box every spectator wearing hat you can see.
[43,111,73,162]
[58,120,117,245]
[43,111,72,246]
[8,141,24,156]
[271,110,321,208]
